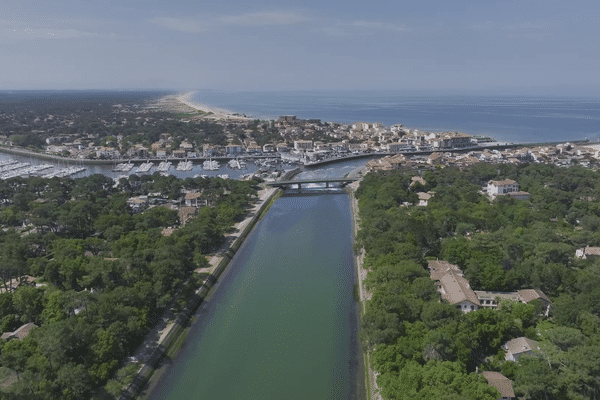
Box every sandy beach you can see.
[148,91,251,121]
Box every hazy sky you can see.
[1,0,599,94]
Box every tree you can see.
[360,309,402,350]
[12,286,44,324]
[378,360,500,400]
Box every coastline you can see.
[150,91,252,121]
[348,173,382,400]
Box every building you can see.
[180,141,194,151]
[126,196,148,213]
[172,149,186,158]
[417,192,432,207]
[156,149,168,158]
[276,143,289,152]
[95,146,120,159]
[184,192,207,207]
[410,176,426,188]
[294,140,313,152]
[487,179,519,198]
[507,191,531,200]
[481,371,517,400]
[428,260,480,313]
[387,142,413,152]
[226,144,243,154]
[503,337,542,362]
[1,323,38,341]
[475,291,521,309]
[246,143,261,153]
[518,289,552,316]
[127,144,150,158]
[575,246,600,259]
[262,143,276,152]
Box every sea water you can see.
[191,91,600,144]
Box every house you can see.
[178,206,198,225]
[184,192,207,207]
[276,143,289,152]
[487,179,519,198]
[262,143,276,152]
[246,143,261,153]
[475,291,521,309]
[507,191,531,200]
[180,141,194,151]
[171,149,185,158]
[503,337,541,361]
[481,371,516,400]
[226,144,243,154]
[95,146,120,159]
[427,152,444,165]
[575,246,600,259]
[203,144,223,157]
[475,288,551,315]
[126,196,148,212]
[428,260,480,313]
[410,176,426,188]
[126,144,150,158]
[518,289,552,316]
[417,192,432,207]
[1,323,38,341]
[155,149,168,158]
[0,275,39,294]
[151,142,164,151]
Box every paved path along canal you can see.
[148,192,363,400]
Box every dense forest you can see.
[0,173,260,399]
[356,163,600,400]
[0,92,229,152]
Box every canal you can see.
[147,190,363,400]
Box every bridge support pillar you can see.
[298,183,301,190]
[326,182,329,188]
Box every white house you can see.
[575,246,600,259]
[417,192,432,207]
[487,179,519,198]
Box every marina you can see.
[156,161,172,172]
[135,161,154,173]
[113,162,134,172]
[41,166,87,179]
[176,160,193,171]
[203,159,220,170]
[0,162,30,174]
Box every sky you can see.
[1,0,599,94]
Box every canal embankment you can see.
[348,177,382,400]
[117,185,280,400]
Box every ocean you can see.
[191,91,600,144]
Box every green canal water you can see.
[148,193,363,400]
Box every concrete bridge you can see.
[267,178,357,190]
